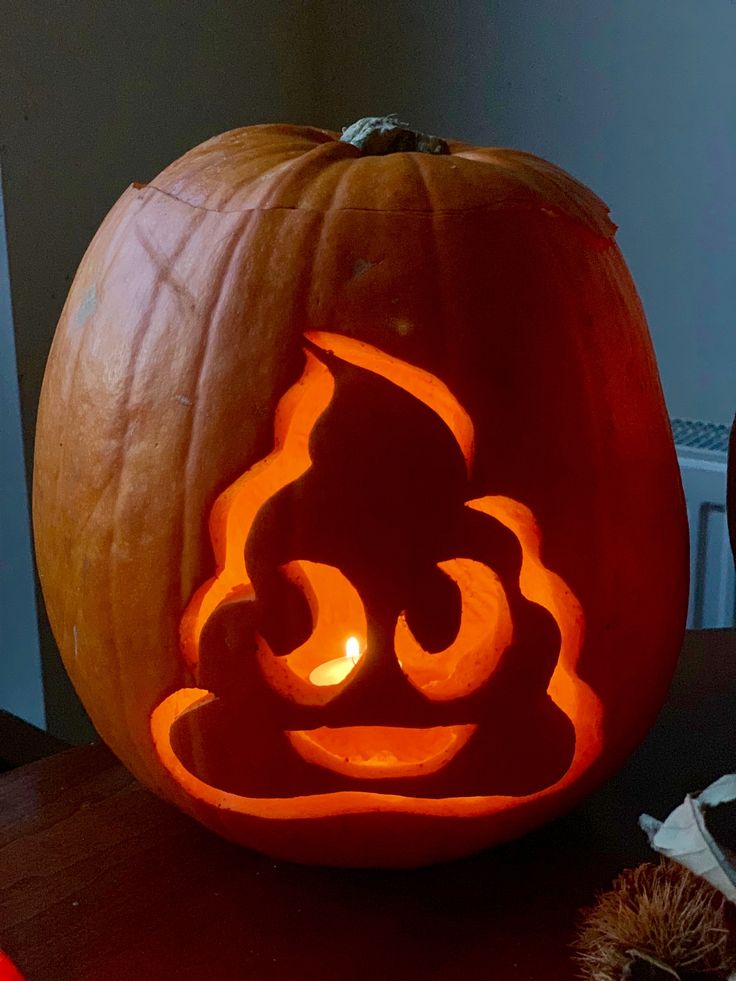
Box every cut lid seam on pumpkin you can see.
[142,181,615,242]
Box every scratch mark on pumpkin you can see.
[73,285,97,329]
[175,394,193,407]
[136,228,197,309]
[73,624,79,659]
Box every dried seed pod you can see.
[575,861,735,980]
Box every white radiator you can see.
[672,418,735,629]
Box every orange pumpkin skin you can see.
[33,124,688,867]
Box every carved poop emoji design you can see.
[151,332,599,809]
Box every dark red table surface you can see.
[1,629,735,981]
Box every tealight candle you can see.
[309,636,362,686]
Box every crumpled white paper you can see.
[640,773,736,904]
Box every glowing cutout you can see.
[153,331,603,814]
[395,557,513,700]
[309,636,363,687]
[286,725,477,779]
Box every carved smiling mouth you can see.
[286,724,477,779]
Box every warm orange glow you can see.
[395,558,513,699]
[467,496,602,771]
[179,352,334,669]
[256,560,366,706]
[286,725,477,779]
[309,635,362,687]
[180,330,477,672]
[155,332,604,820]
[305,331,475,474]
[151,688,492,818]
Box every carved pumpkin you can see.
[33,117,689,867]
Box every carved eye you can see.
[395,559,513,700]
[256,560,368,704]
[401,564,462,654]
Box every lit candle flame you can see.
[308,635,362,686]
[345,635,361,662]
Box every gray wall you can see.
[3,1,734,741]
[0,171,44,729]
[1,0,317,742]
[315,0,736,425]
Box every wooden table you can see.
[1,630,735,981]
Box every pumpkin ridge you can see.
[403,151,455,391]
[308,138,358,216]
[405,149,434,213]
[106,207,212,758]
[177,213,258,603]
[217,151,317,210]
[46,194,146,526]
[43,194,169,711]
[232,140,355,212]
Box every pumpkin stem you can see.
[340,115,450,156]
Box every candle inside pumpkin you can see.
[309,636,362,686]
